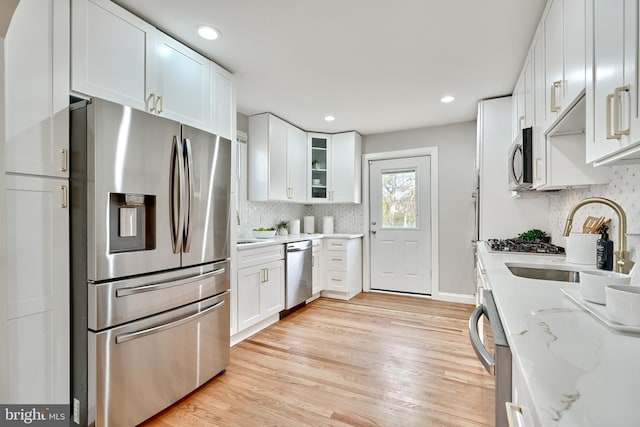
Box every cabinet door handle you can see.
[606,93,620,140]
[550,80,562,113]
[505,402,524,427]
[518,115,525,131]
[60,185,68,208]
[60,149,68,172]
[155,95,164,114]
[534,157,542,181]
[146,92,156,112]
[614,85,631,137]
[265,268,269,282]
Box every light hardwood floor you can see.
[142,293,494,426]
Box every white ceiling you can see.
[114,0,547,135]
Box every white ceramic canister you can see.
[290,219,300,235]
[322,216,334,234]
[304,216,315,234]
[566,233,600,265]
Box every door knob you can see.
[371,230,376,235]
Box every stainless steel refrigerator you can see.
[70,98,231,427]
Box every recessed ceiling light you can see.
[197,26,221,40]
[440,95,455,103]
[324,115,336,122]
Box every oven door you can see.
[469,290,512,427]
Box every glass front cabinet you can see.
[309,133,329,201]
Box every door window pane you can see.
[381,169,416,228]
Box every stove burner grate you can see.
[486,238,565,255]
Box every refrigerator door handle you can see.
[115,267,226,297]
[170,135,186,254]
[183,137,195,252]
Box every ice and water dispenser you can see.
[109,193,156,253]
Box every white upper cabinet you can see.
[308,132,362,203]
[248,113,307,203]
[532,29,547,189]
[543,0,586,128]
[330,132,362,203]
[5,0,69,177]
[71,0,219,132]
[149,31,211,130]
[71,0,151,111]
[586,0,640,165]
[212,64,235,140]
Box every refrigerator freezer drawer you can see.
[89,291,230,427]
[88,260,230,330]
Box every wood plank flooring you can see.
[142,293,494,426]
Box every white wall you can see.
[363,121,477,296]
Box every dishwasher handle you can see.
[469,304,496,375]
[287,247,310,253]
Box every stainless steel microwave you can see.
[508,127,533,191]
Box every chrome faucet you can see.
[562,197,635,274]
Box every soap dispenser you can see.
[596,224,613,271]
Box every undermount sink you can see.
[506,264,580,283]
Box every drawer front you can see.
[92,291,230,427]
[325,239,347,251]
[325,272,347,291]
[237,244,285,269]
[326,253,347,271]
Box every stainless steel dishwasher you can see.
[285,240,313,309]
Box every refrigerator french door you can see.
[70,98,231,427]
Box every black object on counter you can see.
[596,224,614,271]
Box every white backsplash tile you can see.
[239,201,364,237]
[549,164,640,262]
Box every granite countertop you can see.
[477,242,640,426]
[236,233,363,250]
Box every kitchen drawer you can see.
[326,252,347,271]
[237,244,285,269]
[325,239,347,251]
[91,291,230,427]
[325,271,347,292]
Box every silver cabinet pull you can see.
[606,93,619,140]
[115,299,225,344]
[614,85,630,137]
[116,268,226,297]
[156,95,164,114]
[60,149,68,172]
[60,185,68,208]
[146,92,156,112]
[505,402,524,427]
[550,80,562,113]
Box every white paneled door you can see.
[369,156,432,294]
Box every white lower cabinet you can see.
[509,358,541,427]
[5,175,69,403]
[321,238,362,300]
[236,245,285,332]
[311,239,323,295]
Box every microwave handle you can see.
[510,145,523,184]
[469,304,496,375]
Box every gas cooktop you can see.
[486,239,565,255]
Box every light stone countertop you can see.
[236,233,363,250]
[478,242,640,426]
